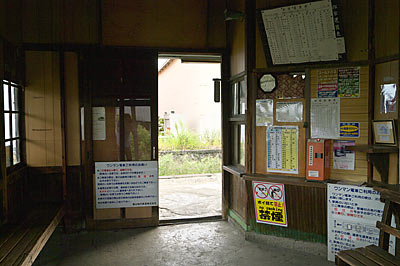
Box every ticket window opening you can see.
[306,139,331,181]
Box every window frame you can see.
[229,75,247,168]
[2,80,25,172]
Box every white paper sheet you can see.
[261,0,340,65]
[92,107,106,140]
[311,98,340,139]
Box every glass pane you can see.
[3,82,9,111]
[93,106,121,162]
[11,86,18,111]
[4,113,10,140]
[232,83,238,115]
[239,80,247,114]
[12,113,19,138]
[239,124,245,166]
[12,139,20,164]
[124,106,151,161]
[5,141,11,167]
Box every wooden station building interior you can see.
[1,0,400,265]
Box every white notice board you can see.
[260,0,345,65]
[95,161,158,209]
[327,184,395,262]
[311,98,340,139]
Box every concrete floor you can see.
[34,221,334,266]
[159,173,222,220]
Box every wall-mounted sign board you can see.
[95,161,158,209]
[258,0,345,66]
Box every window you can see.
[3,80,23,168]
[229,77,247,167]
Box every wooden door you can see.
[81,48,158,229]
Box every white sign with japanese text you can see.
[327,184,395,261]
[95,161,158,209]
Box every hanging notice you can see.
[311,98,340,139]
[95,161,158,209]
[260,0,344,65]
[256,99,274,126]
[340,122,360,138]
[253,181,287,227]
[327,184,395,262]
[276,101,303,123]
[333,140,355,170]
[338,68,360,98]
[266,126,298,174]
[92,107,106,140]
[318,69,338,98]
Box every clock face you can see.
[259,74,276,93]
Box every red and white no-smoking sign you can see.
[252,181,287,227]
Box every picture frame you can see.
[372,120,397,145]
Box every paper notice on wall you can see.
[266,126,298,174]
[311,98,340,139]
[253,181,287,227]
[333,140,355,170]
[318,69,338,98]
[327,184,395,261]
[276,101,303,123]
[256,99,274,126]
[92,107,106,140]
[261,0,339,65]
[95,161,158,209]
[338,68,360,98]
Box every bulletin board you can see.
[258,0,346,66]
[310,66,369,183]
[256,99,306,178]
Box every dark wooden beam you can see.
[368,0,376,183]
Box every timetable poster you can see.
[95,161,158,209]
[311,98,340,139]
[327,184,395,261]
[338,68,360,98]
[266,126,298,174]
[261,0,344,65]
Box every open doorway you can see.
[158,54,222,221]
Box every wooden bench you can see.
[0,204,64,266]
[336,187,400,266]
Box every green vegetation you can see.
[159,122,221,151]
[158,124,222,176]
[159,153,221,176]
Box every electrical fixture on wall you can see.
[224,9,244,21]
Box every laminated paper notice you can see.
[92,107,106,140]
[253,181,287,227]
[327,184,395,261]
[318,69,338,98]
[311,98,340,139]
[266,126,298,174]
[333,140,355,170]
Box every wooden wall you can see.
[228,0,246,76]
[375,0,399,59]
[310,66,369,182]
[22,0,99,44]
[374,61,399,184]
[101,0,225,49]
[25,51,62,167]
[230,174,248,221]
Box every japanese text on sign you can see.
[267,126,298,174]
[95,161,158,209]
[253,182,287,227]
[327,184,395,262]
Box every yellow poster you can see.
[253,181,287,227]
[266,126,298,174]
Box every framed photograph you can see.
[372,120,396,145]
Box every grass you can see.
[159,122,221,151]
[158,124,222,176]
[159,153,221,176]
